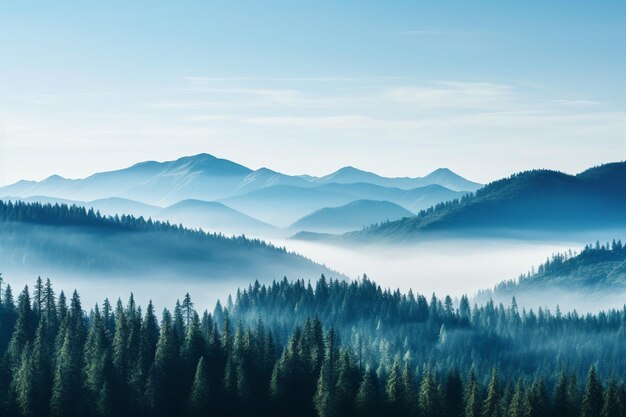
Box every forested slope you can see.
[347,162,626,241]
[0,200,335,281]
[481,240,626,309]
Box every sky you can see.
[1,0,626,186]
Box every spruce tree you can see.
[507,381,526,417]
[419,368,441,417]
[581,366,603,417]
[84,305,113,417]
[112,299,129,413]
[601,378,622,417]
[482,368,500,417]
[14,342,35,417]
[465,370,481,417]
[355,369,380,417]
[8,286,33,366]
[445,369,464,417]
[527,377,549,417]
[50,290,85,417]
[188,357,210,417]
[146,312,179,417]
[385,356,406,417]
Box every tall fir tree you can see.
[581,366,603,417]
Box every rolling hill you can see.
[346,162,626,242]
[0,200,337,283]
[289,200,413,233]
[155,199,276,236]
[220,183,466,226]
[479,240,626,310]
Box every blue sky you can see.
[1,0,626,185]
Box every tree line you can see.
[0,275,625,417]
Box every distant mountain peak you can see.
[167,153,252,176]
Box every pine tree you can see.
[140,300,160,379]
[581,366,603,417]
[527,377,549,417]
[84,305,113,417]
[188,357,210,417]
[334,351,356,417]
[355,369,380,417]
[14,342,35,417]
[146,312,180,417]
[553,371,576,417]
[182,293,194,327]
[465,369,481,417]
[445,369,464,417]
[33,277,43,317]
[314,362,336,417]
[601,377,622,417]
[507,381,526,417]
[419,368,441,417]
[8,286,34,366]
[50,291,85,417]
[482,368,500,417]
[112,299,129,413]
[385,356,406,417]
[43,278,58,346]
[182,312,206,390]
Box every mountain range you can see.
[0,153,479,231]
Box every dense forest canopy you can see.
[0,274,624,417]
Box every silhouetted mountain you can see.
[347,162,626,241]
[220,183,466,227]
[220,185,351,226]
[235,167,311,194]
[155,199,275,236]
[314,166,482,191]
[316,183,467,213]
[0,154,480,208]
[290,200,413,233]
[0,200,336,283]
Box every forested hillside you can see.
[0,275,624,417]
[347,162,626,241]
[0,200,335,281]
[481,240,626,309]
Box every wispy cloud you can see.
[385,82,515,109]
[184,114,239,122]
[244,115,385,129]
[552,99,603,106]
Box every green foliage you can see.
[0,275,624,417]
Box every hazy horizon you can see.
[2,1,626,186]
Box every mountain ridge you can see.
[343,162,626,242]
[0,153,481,206]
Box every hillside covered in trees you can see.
[345,162,626,242]
[0,275,624,417]
[480,240,626,309]
[0,200,336,282]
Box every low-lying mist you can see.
[3,225,624,314]
[271,236,626,312]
